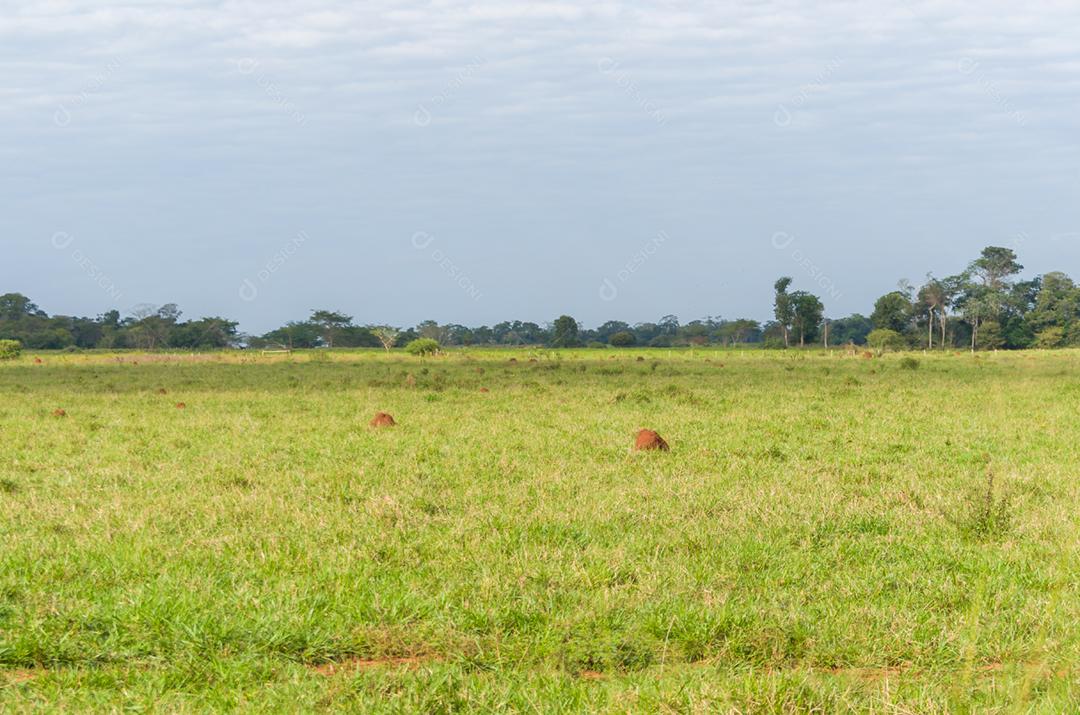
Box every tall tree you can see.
[550,315,581,348]
[310,310,352,348]
[871,291,913,334]
[917,276,947,349]
[790,291,824,347]
[773,277,794,347]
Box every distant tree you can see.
[773,277,794,347]
[658,315,680,336]
[1028,272,1080,342]
[829,314,873,345]
[371,326,399,352]
[550,315,581,348]
[917,276,948,349]
[871,291,913,334]
[310,310,352,348]
[0,293,41,320]
[171,317,239,348]
[609,331,636,347]
[335,325,380,348]
[970,246,1023,292]
[790,291,824,346]
[717,318,762,345]
[263,321,321,349]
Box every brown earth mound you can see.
[370,412,396,427]
[157,388,168,395]
[53,409,67,418]
[862,351,874,359]
[175,402,186,409]
[634,429,669,451]
[479,387,490,393]
[34,358,43,364]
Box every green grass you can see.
[2,347,1080,712]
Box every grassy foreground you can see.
[2,347,1080,712]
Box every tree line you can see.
[2,246,1077,351]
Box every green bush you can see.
[866,329,905,354]
[0,340,21,360]
[405,338,440,357]
[899,356,920,370]
[609,331,636,347]
[587,341,608,349]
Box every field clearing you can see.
[3,348,1080,712]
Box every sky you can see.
[2,0,1079,334]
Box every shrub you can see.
[609,331,636,347]
[587,341,608,349]
[1033,327,1065,349]
[405,338,440,357]
[866,329,905,354]
[899,356,920,370]
[0,340,21,361]
[648,335,672,348]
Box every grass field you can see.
[2,348,1080,712]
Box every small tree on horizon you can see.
[550,315,581,348]
[773,277,794,347]
[371,326,399,352]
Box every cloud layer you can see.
[3,0,1079,331]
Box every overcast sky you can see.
[3,1,1079,333]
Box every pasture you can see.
[2,348,1079,712]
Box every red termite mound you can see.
[634,429,669,451]
[370,412,397,427]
